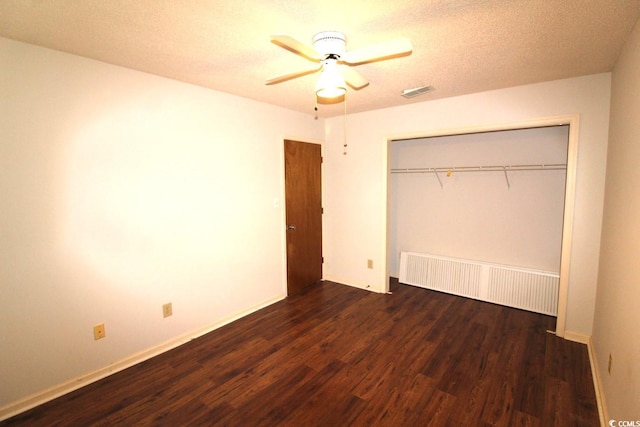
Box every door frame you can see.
[383,115,579,338]
[280,136,324,295]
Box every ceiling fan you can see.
[266,31,412,98]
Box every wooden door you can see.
[284,139,322,294]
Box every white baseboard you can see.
[563,330,591,344]
[564,331,608,426]
[585,336,609,427]
[322,275,382,293]
[0,294,286,422]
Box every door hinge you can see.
[321,207,324,214]
[322,257,324,263]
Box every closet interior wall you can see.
[388,126,570,278]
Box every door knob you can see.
[287,225,296,231]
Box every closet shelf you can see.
[390,163,567,174]
[390,163,567,189]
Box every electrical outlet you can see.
[608,353,613,375]
[93,323,106,340]
[367,259,373,269]
[163,302,173,318]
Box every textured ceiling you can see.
[1,0,639,117]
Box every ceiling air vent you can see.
[401,85,434,99]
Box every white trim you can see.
[564,332,608,426]
[278,137,289,295]
[382,135,393,293]
[555,117,579,338]
[563,330,591,345]
[0,294,286,422]
[322,276,382,293]
[382,114,579,341]
[281,135,325,146]
[586,336,609,427]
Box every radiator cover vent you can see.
[399,252,559,316]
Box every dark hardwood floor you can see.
[2,280,599,426]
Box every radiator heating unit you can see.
[399,252,559,316]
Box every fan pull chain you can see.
[343,91,348,155]
[313,92,347,154]
[314,96,318,120]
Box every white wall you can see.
[324,73,611,337]
[0,37,324,411]
[0,32,621,417]
[389,126,569,277]
[593,19,640,421]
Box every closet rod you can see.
[390,163,567,174]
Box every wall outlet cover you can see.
[163,303,173,318]
[93,323,106,340]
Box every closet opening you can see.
[384,116,579,337]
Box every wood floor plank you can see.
[1,280,599,426]
[513,318,548,417]
[272,360,360,426]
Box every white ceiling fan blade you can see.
[342,38,413,65]
[265,64,322,85]
[341,67,369,89]
[271,35,322,61]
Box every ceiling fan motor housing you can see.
[313,31,346,58]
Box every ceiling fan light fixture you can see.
[313,31,347,58]
[267,31,413,102]
[315,59,346,99]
